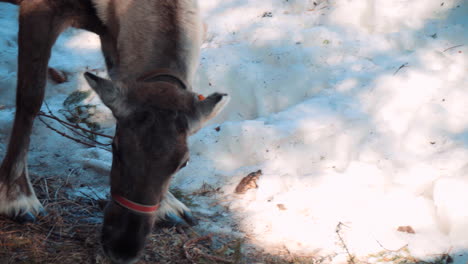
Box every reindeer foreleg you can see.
[0,0,71,223]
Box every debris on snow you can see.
[48,67,68,84]
[397,226,416,234]
[234,170,262,194]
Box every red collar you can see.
[112,193,160,214]
[137,68,189,90]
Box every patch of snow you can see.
[0,0,467,262]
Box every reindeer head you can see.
[84,72,228,263]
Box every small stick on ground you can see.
[443,44,464,52]
[54,168,76,200]
[375,238,408,252]
[43,177,50,201]
[394,63,409,75]
[336,222,356,264]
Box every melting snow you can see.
[0,0,467,262]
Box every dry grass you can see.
[0,175,237,264]
[0,174,328,264]
[0,176,103,264]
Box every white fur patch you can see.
[154,191,189,222]
[0,158,42,217]
[0,194,43,217]
[91,0,111,24]
[92,0,135,25]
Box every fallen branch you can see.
[37,115,102,149]
[37,102,112,151]
[50,114,111,148]
[38,112,112,139]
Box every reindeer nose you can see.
[101,203,152,264]
[104,249,139,264]
[101,228,141,264]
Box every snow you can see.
[0,0,467,262]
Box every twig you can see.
[443,44,464,52]
[43,178,50,201]
[192,248,234,263]
[336,222,356,264]
[184,235,212,263]
[393,63,408,75]
[59,119,111,147]
[41,101,112,147]
[183,234,234,263]
[55,168,76,200]
[37,115,108,150]
[38,112,113,139]
[77,189,102,207]
[44,223,57,244]
[375,237,408,252]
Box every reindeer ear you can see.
[188,92,229,134]
[84,72,130,118]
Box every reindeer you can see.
[0,0,229,263]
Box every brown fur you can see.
[0,0,105,218]
[0,1,228,263]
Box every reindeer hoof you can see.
[0,193,45,224]
[38,208,48,217]
[155,191,197,228]
[13,208,47,224]
[157,210,197,228]
[14,211,37,224]
[157,212,187,227]
[181,210,197,226]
